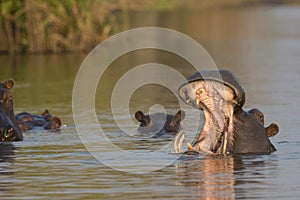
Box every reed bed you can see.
[0,0,297,54]
[0,0,144,53]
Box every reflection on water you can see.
[175,156,236,199]
[175,154,280,199]
[0,5,300,199]
[0,143,16,162]
[0,143,16,197]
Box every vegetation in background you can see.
[0,0,179,53]
[0,0,298,54]
[1,0,116,53]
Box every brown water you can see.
[1,5,300,199]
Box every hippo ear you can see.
[41,109,50,116]
[175,110,185,121]
[248,108,264,124]
[266,123,279,137]
[135,111,145,122]
[4,79,15,89]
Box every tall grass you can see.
[0,0,25,53]
[0,0,297,53]
[0,0,132,53]
[0,0,122,53]
[0,0,178,53]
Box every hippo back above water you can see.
[16,109,62,132]
[0,80,23,141]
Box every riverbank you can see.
[0,0,298,54]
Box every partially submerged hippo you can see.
[0,80,23,141]
[16,109,62,132]
[177,70,278,155]
[135,110,184,137]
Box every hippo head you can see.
[135,110,185,135]
[178,70,277,155]
[0,80,23,141]
[44,116,62,131]
[16,109,62,132]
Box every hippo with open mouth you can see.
[0,80,23,141]
[176,70,278,155]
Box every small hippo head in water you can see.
[16,109,62,132]
[0,80,23,141]
[135,110,185,136]
[178,70,278,155]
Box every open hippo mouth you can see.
[178,70,245,154]
[0,79,23,142]
[0,124,17,141]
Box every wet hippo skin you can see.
[177,70,278,155]
[16,109,62,132]
[0,80,23,141]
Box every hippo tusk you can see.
[174,130,185,153]
[187,142,193,151]
[196,97,200,106]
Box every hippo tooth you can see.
[174,130,184,153]
[197,143,207,153]
[187,143,194,151]
[196,98,200,105]
[222,132,228,155]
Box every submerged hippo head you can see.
[43,116,62,131]
[135,110,185,136]
[0,80,23,141]
[178,70,278,155]
[16,109,62,132]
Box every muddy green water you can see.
[1,5,300,199]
